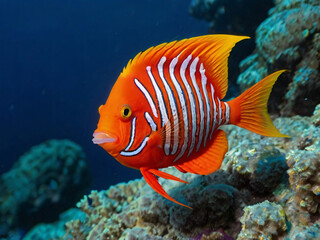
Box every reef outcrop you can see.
[237,201,287,239]
[0,139,90,237]
[237,0,320,116]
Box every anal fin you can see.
[149,169,189,184]
[175,130,228,175]
[140,168,192,209]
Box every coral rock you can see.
[237,2,320,116]
[289,222,320,240]
[237,201,287,240]
[287,150,320,214]
[0,139,90,236]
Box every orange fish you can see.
[92,35,288,208]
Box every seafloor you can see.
[1,0,320,239]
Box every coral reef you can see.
[0,139,90,237]
[22,108,320,239]
[58,170,245,239]
[237,1,320,116]
[224,113,320,238]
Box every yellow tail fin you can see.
[227,70,289,137]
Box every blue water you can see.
[0,0,207,190]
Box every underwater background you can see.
[1,0,320,239]
[1,0,208,188]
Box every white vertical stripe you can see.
[172,57,190,162]
[146,66,170,156]
[145,112,157,131]
[179,54,197,158]
[210,84,217,140]
[217,97,222,125]
[159,56,179,155]
[200,63,211,147]
[190,57,205,152]
[224,102,230,124]
[134,78,158,118]
[124,117,136,151]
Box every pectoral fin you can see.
[140,168,192,209]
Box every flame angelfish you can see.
[93,35,289,208]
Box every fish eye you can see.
[121,105,132,118]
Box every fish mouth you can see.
[92,131,117,144]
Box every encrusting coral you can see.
[0,139,90,237]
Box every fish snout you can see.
[92,131,117,144]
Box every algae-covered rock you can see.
[250,155,288,194]
[221,130,288,194]
[237,2,320,116]
[287,150,320,214]
[237,201,287,239]
[170,184,237,231]
[0,139,90,236]
[289,222,320,240]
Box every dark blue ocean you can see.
[0,0,208,190]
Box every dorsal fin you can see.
[121,35,249,99]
